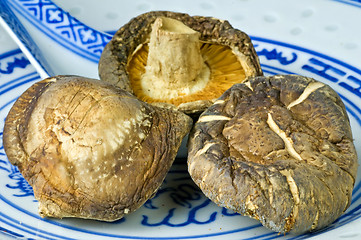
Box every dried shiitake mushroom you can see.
[99,11,262,114]
[3,75,192,221]
[187,75,358,234]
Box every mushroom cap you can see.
[98,11,263,114]
[3,75,192,221]
[187,75,357,234]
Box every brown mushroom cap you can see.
[3,75,192,221]
[187,75,357,234]
[98,11,262,114]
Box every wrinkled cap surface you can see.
[98,11,263,114]
[3,75,192,221]
[187,75,358,234]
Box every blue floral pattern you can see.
[6,0,112,62]
[1,0,361,239]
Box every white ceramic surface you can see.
[1,0,361,239]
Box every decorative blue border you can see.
[251,36,361,77]
[0,1,55,76]
[0,213,70,240]
[0,48,31,76]
[332,0,361,8]
[0,48,41,118]
[4,0,113,63]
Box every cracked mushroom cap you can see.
[3,75,192,221]
[99,11,262,114]
[187,75,358,234]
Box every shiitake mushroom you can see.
[187,75,358,234]
[3,9,357,235]
[98,11,263,115]
[3,75,192,221]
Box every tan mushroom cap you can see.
[187,75,357,234]
[99,11,263,114]
[3,75,192,221]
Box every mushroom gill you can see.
[99,11,262,114]
[127,17,246,106]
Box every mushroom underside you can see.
[98,11,263,114]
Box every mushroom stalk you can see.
[141,17,210,100]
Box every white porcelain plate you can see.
[1,0,361,239]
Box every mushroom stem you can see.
[141,17,210,100]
